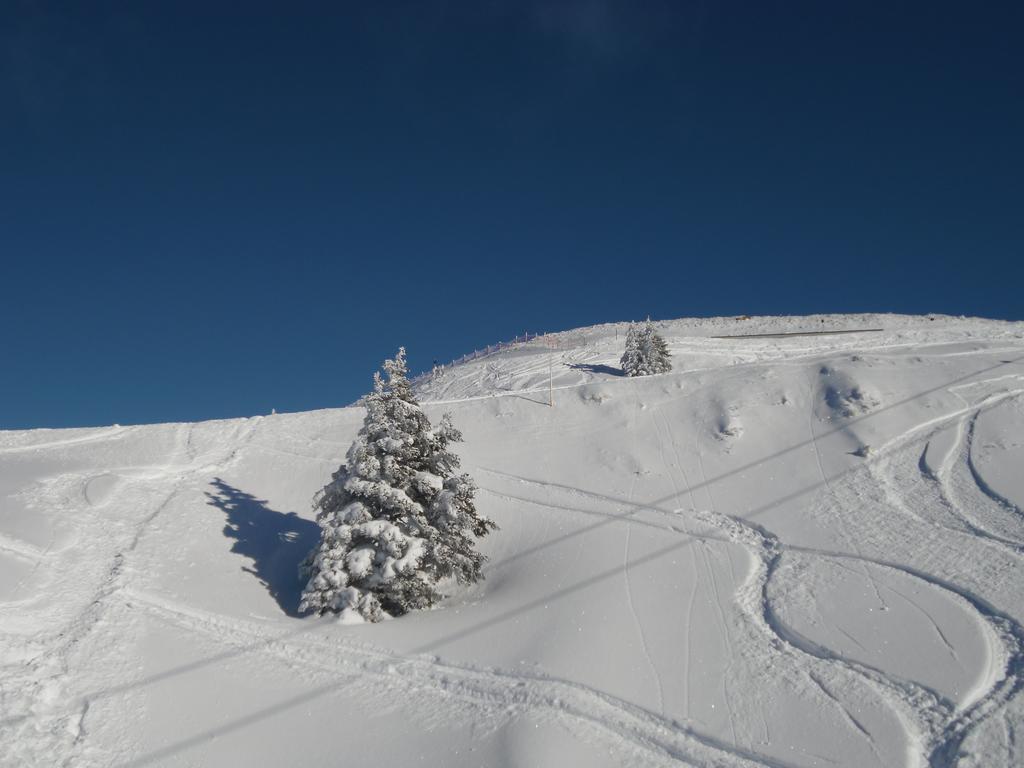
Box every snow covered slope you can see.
[3,314,1024,767]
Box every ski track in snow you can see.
[695,401,888,764]
[760,383,1023,767]
[3,315,1024,767]
[478,387,1024,765]
[112,588,803,768]
[693,508,1018,768]
[0,426,133,455]
[667,410,742,751]
[871,389,1024,559]
[623,391,666,717]
[806,386,890,613]
[963,409,1024,528]
[752,380,1024,767]
[0,420,261,768]
[484,458,903,766]
[451,332,1023,767]
[658,411,700,725]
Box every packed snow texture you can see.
[2,313,1024,767]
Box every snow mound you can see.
[819,365,880,419]
[712,402,744,441]
[579,385,613,404]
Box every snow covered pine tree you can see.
[299,348,496,622]
[620,319,672,376]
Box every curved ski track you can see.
[4,328,1024,768]
[475,378,1024,768]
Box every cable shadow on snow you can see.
[104,354,1024,767]
[510,393,551,406]
[205,478,319,618]
[110,432,993,768]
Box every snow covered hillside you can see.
[3,313,1024,768]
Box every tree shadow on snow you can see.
[113,355,1024,768]
[205,478,319,617]
[568,362,624,377]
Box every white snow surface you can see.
[3,313,1024,767]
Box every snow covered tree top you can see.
[621,319,672,377]
[300,348,496,622]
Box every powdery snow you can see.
[2,313,1024,767]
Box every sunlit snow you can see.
[2,313,1023,767]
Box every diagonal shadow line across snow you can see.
[472,354,1024,569]
[419,465,917,657]
[410,367,1024,671]
[477,486,728,572]
[116,684,345,768]
[85,354,1024,765]
[619,354,1023,516]
[82,509,774,761]
[113,418,997,767]
[69,513,1005,768]
[90,614,332,708]
[112,427,962,768]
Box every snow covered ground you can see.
[2,313,1024,767]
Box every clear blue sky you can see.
[3,2,1022,429]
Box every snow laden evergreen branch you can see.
[620,319,672,376]
[299,347,497,622]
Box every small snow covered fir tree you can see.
[620,319,672,376]
[620,323,641,376]
[298,348,496,622]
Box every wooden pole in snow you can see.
[546,335,555,407]
[549,354,553,407]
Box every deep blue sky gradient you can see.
[2,2,1022,428]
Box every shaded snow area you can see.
[3,313,1024,768]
